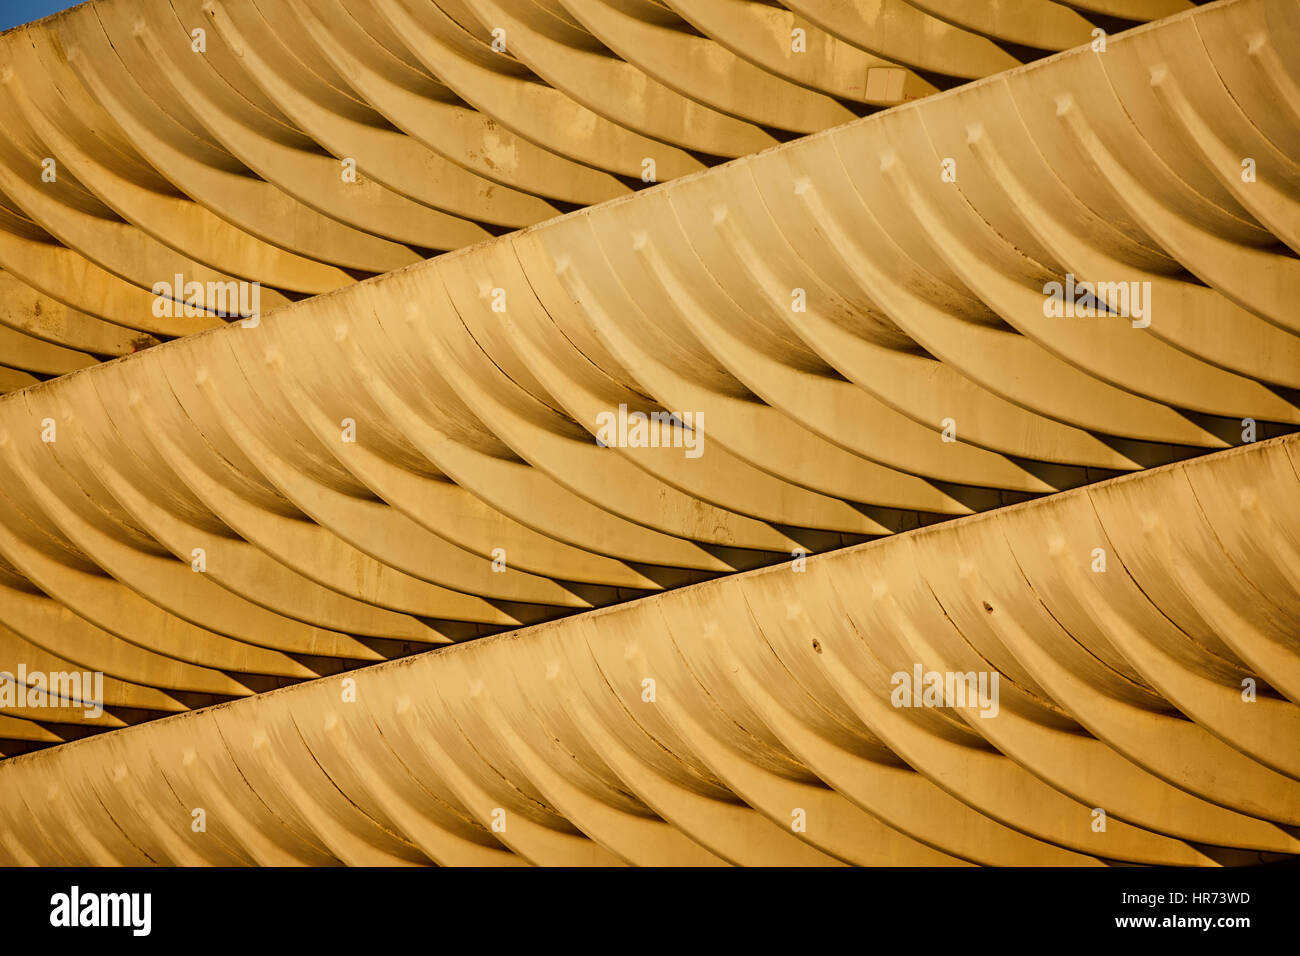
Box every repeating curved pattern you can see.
[0,0,1193,384]
[1,0,1298,867]
[0,0,1298,766]
[1,431,1298,866]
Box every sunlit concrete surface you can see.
[1,432,1298,865]
[0,0,1203,382]
[0,0,1297,865]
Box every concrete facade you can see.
[0,0,1296,866]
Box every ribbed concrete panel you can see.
[0,0,1296,761]
[1,0,1298,870]
[1,432,1297,866]
[0,0,1195,382]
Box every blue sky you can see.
[0,1,82,31]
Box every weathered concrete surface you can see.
[0,0,1297,762]
[0,0,1207,381]
[0,0,1296,865]
[1,432,1297,865]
